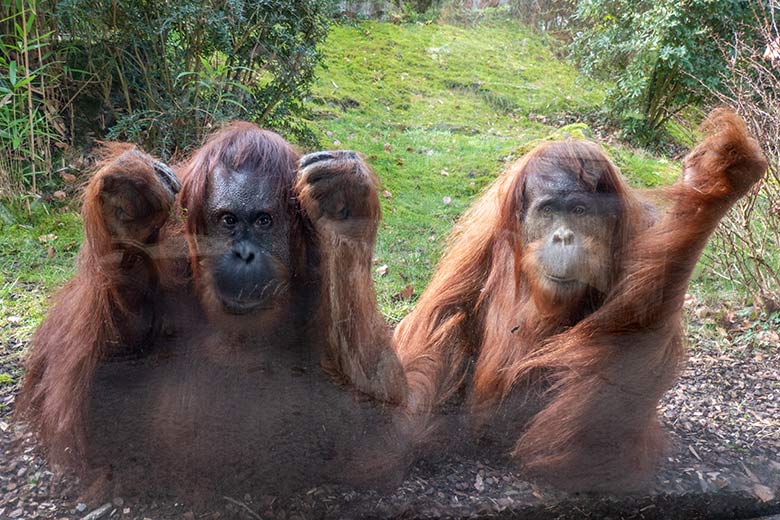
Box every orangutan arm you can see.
[296,151,407,404]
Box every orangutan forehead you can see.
[525,152,612,190]
[207,166,286,211]
[523,168,592,198]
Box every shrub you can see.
[0,1,64,197]
[54,0,331,157]
[705,1,780,311]
[1,0,332,199]
[508,0,576,36]
[571,0,758,140]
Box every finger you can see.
[299,151,338,170]
[300,150,360,169]
[153,161,181,195]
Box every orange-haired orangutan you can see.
[394,109,767,492]
[18,123,406,496]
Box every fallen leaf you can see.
[61,173,77,184]
[754,484,775,502]
[400,285,414,299]
[384,143,391,152]
[375,264,388,276]
[474,473,485,492]
[381,190,393,198]
[688,445,702,461]
[53,190,66,200]
[442,196,452,205]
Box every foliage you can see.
[508,0,576,35]
[571,0,757,140]
[0,0,332,199]
[53,0,331,157]
[400,0,442,15]
[0,0,64,197]
[704,1,780,311]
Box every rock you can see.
[75,503,88,513]
[83,503,112,520]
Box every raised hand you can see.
[92,146,180,245]
[295,150,381,241]
[682,109,767,201]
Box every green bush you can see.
[54,0,331,156]
[1,0,332,198]
[508,0,576,35]
[571,0,758,140]
[705,2,780,310]
[0,0,63,197]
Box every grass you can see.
[0,17,684,348]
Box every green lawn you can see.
[0,18,683,354]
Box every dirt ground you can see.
[1,331,779,519]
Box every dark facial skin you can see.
[521,168,618,300]
[203,166,292,315]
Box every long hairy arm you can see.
[296,151,406,404]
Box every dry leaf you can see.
[400,285,414,299]
[53,190,66,200]
[381,190,393,198]
[61,173,77,184]
[754,484,775,502]
[375,264,388,276]
[442,196,452,205]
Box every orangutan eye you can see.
[255,212,273,228]
[221,213,238,228]
[540,205,554,215]
[571,205,587,215]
